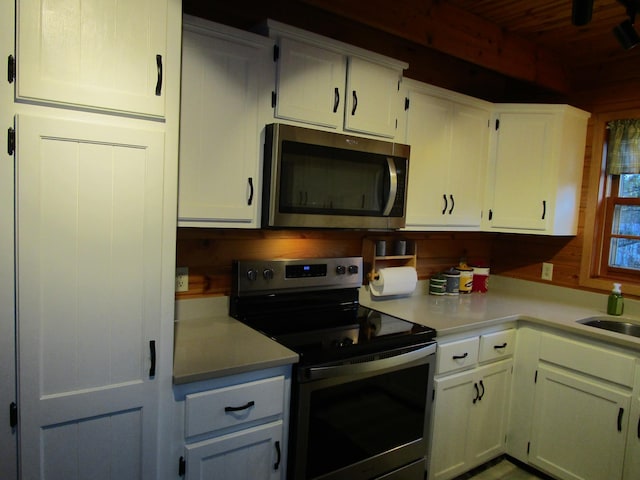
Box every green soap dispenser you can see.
[607,283,624,316]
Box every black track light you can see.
[572,0,594,26]
[613,18,640,49]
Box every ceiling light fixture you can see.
[572,0,594,26]
[613,18,640,49]
[613,0,640,49]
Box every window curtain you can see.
[607,119,640,174]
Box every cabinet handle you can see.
[149,340,156,377]
[442,194,448,215]
[452,352,468,360]
[9,402,17,428]
[473,382,480,404]
[541,200,546,220]
[618,407,624,432]
[247,177,254,205]
[224,401,255,413]
[448,194,455,214]
[494,342,508,350]
[333,87,340,113]
[488,209,493,221]
[637,415,639,439]
[155,54,163,96]
[351,90,358,115]
[478,380,485,401]
[273,440,281,470]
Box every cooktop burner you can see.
[229,257,436,366]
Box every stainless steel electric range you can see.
[230,257,436,480]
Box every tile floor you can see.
[457,457,551,480]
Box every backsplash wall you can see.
[175,228,494,298]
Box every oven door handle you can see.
[303,343,436,382]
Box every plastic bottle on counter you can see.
[607,283,624,316]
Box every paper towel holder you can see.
[365,238,417,284]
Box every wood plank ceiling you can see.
[185,0,640,99]
[446,0,636,69]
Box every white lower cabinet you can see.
[529,365,630,480]
[175,367,291,480]
[623,364,640,480]
[429,330,514,480]
[509,328,640,480]
[185,422,283,480]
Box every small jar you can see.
[429,274,447,295]
[443,268,460,295]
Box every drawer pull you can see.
[224,400,255,413]
[494,343,508,350]
[452,352,468,360]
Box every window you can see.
[581,114,640,294]
[602,174,640,276]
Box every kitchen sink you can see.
[577,316,640,338]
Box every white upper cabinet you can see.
[402,81,491,230]
[483,104,590,235]
[178,16,273,228]
[17,0,168,117]
[274,37,346,129]
[266,20,406,138]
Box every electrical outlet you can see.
[176,267,189,292]
[541,262,553,281]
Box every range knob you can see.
[336,265,346,275]
[348,265,359,274]
[263,268,274,280]
[246,269,258,281]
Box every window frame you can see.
[580,110,640,296]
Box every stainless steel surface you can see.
[302,342,437,381]
[262,123,410,230]
[232,257,363,295]
[577,316,640,338]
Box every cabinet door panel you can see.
[275,37,345,129]
[487,113,553,231]
[530,365,629,480]
[179,26,268,226]
[404,92,452,228]
[448,105,488,227]
[185,421,283,480]
[16,114,163,479]
[469,361,512,465]
[429,371,476,480]
[17,0,167,117]
[345,57,399,138]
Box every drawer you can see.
[185,375,285,438]
[437,336,479,374]
[479,329,515,363]
[539,333,636,387]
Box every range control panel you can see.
[232,257,363,295]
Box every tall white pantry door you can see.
[15,114,164,479]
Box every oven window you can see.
[306,363,429,478]
[279,141,389,216]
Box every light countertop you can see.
[173,277,640,385]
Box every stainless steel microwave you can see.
[262,123,410,229]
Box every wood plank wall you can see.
[177,1,640,299]
[176,229,493,298]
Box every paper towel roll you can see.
[370,266,417,297]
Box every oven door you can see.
[289,342,436,480]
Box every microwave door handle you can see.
[382,157,398,216]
